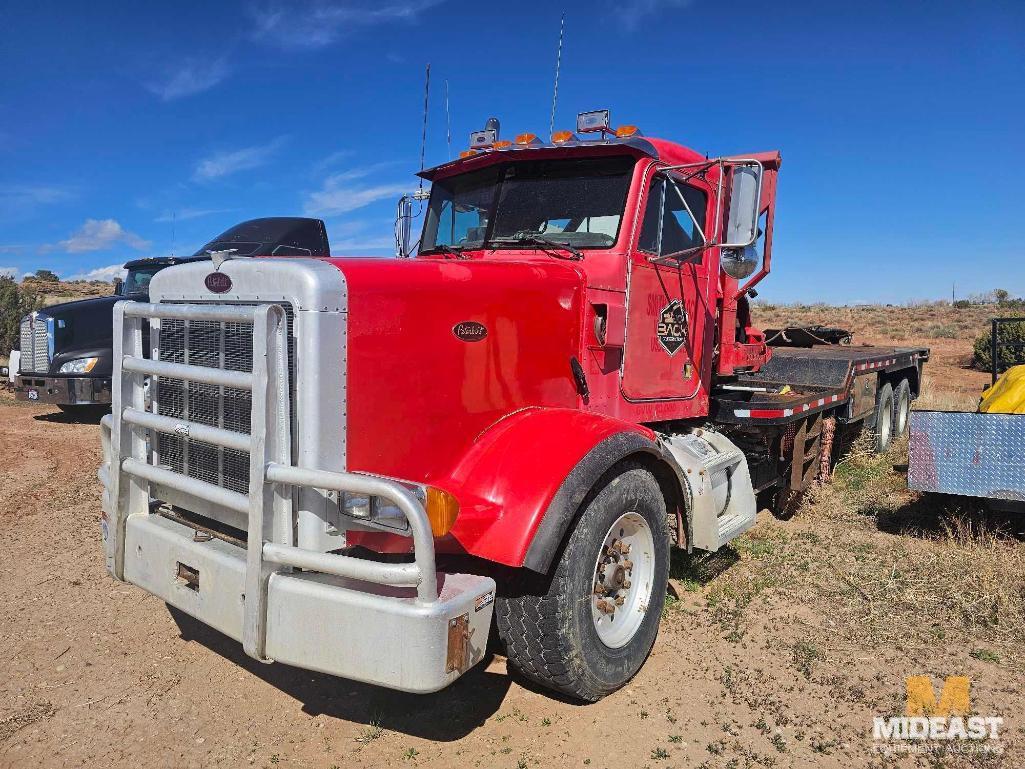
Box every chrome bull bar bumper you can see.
[98,301,494,693]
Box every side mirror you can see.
[112,277,124,295]
[394,189,431,258]
[722,162,762,249]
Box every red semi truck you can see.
[98,111,927,701]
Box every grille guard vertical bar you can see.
[242,304,291,662]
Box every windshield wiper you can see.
[422,244,470,259]
[491,233,584,261]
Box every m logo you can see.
[906,676,970,717]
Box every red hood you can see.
[321,257,585,485]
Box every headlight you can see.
[339,485,459,536]
[59,357,99,374]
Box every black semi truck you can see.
[13,217,330,414]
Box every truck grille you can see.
[154,304,296,495]
[19,314,51,373]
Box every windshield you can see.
[121,266,163,296]
[420,156,635,254]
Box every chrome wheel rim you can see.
[590,512,655,649]
[880,398,892,442]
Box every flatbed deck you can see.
[711,345,929,425]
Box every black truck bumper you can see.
[15,375,112,406]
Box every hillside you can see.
[20,276,114,307]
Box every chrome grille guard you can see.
[99,300,439,664]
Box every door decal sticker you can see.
[657,299,687,355]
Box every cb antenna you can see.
[418,63,431,193]
[445,79,452,160]
[549,13,566,138]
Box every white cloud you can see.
[0,185,75,220]
[618,0,692,31]
[0,266,18,279]
[249,0,443,50]
[68,263,128,282]
[155,207,236,223]
[304,167,410,217]
[147,57,230,101]
[0,245,26,254]
[46,219,151,254]
[193,137,287,182]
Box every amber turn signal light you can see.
[425,487,459,536]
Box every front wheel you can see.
[495,465,669,701]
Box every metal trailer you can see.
[713,345,928,514]
[908,317,1025,511]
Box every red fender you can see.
[440,407,659,569]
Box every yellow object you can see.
[979,365,1025,414]
[425,486,460,537]
[778,385,792,395]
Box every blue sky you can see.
[1,0,1022,304]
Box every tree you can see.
[973,317,1025,373]
[34,269,59,282]
[994,288,1011,305]
[0,276,44,354]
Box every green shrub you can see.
[973,317,1025,372]
[0,276,44,354]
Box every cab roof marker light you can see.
[514,132,542,146]
[615,125,642,138]
[459,149,479,158]
[491,140,512,149]
[551,130,578,144]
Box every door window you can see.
[638,174,708,256]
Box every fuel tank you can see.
[324,257,585,484]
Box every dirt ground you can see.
[2,306,1022,768]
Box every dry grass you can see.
[752,300,1011,349]
[666,431,1025,674]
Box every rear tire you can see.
[495,465,669,702]
[873,382,894,453]
[893,379,911,438]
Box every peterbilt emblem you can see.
[657,299,688,355]
[204,272,232,293]
[453,322,487,342]
[174,423,190,437]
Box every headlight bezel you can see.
[338,482,458,537]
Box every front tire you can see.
[496,465,669,702]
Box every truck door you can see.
[621,169,714,403]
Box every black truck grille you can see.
[155,304,295,495]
